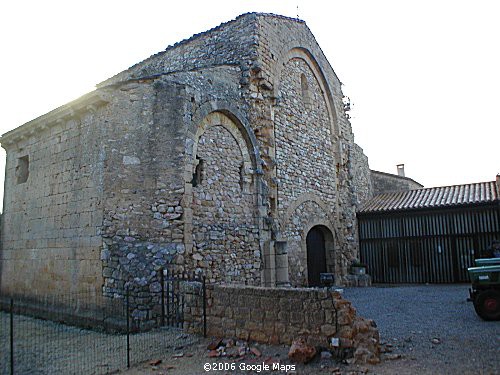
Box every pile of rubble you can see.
[205,332,379,366]
[206,338,263,359]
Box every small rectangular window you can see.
[16,155,29,184]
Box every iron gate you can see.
[159,268,207,336]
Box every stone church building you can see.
[0,13,372,303]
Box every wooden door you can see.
[307,227,327,287]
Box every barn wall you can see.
[358,205,500,283]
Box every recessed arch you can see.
[182,109,266,284]
[188,111,255,180]
[187,101,263,176]
[283,193,334,228]
[306,224,335,287]
[272,47,340,138]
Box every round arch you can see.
[188,111,255,179]
[182,109,266,280]
[272,47,340,138]
[187,101,263,175]
[303,222,336,287]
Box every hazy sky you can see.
[0,0,498,208]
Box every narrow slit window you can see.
[301,73,311,108]
[192,156,203,187]
[16,155,29,184]
[239,164,244,191]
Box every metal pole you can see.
[10,298,14,375]
[160,269,165,326]
[202,276,207,338]
[126,288,130,368]
[166,272,170,326]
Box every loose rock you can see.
[288,338,317,364]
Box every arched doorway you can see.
[306,226,328,286]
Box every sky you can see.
[0,0,499,210]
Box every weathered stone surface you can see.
[288,337,317,364]
[0,13,372,321]
[184,284,380,364]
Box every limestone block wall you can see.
[184,284,380,364]
[0,96,107,299]
[97,80,189,318]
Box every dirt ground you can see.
[119,285,499,375]
[117,334,494,375]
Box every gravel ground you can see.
[122,284,499,375]
[342,284,500,374]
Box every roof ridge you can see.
[359,179,499,213]
[97,12,307,88]
[98,12,261,88]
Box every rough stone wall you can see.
[351,144,373,207]
[1,13,374,308]
[96,12,372,288]
[98,14,260,88]
[0,104,106,299]
[371,170,423,195]
[99,63,263,319]
[97,80,189,319]
[275,58,336,220]
[245,14,368,284]
[184,284,380,364]
[273,57,338,285]
[191,123,260,284]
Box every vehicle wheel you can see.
[475,290,500,321]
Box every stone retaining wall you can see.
[184,284,380,364]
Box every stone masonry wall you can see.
[98,80,189,319]
[96,13,372,287]
[274,57,338,285]
[98,14,260,88]
[184,284,380,364]
[351,144,373,206]
[191,123,260,285]
[1,13,374,311]
[248,14,370,283]
[371,170,423,195]
[0,102,106,299]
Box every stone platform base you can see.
[343,274,372,287]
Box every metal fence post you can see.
[160,268,165,326]
[166,270,170,326]
[126,288,130,369]
[202,276,207,338]
[10,298,14,375]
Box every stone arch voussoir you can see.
[187,101,263,175]
[272,47,339,138]
[283,193,334,229]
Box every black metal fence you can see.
[159,268,207,336]
[1,270,206,375]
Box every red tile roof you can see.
[358,181,499,213]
